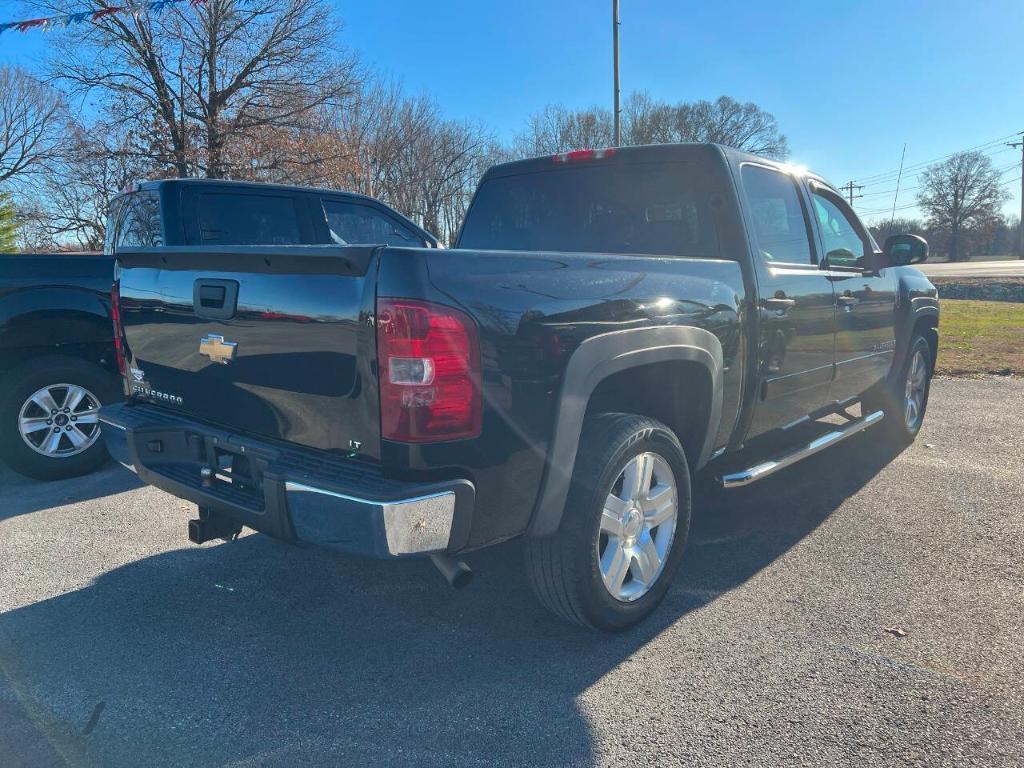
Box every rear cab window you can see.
[457,161,720,258]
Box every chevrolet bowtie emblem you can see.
[199,334,237,364]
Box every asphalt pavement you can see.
[1,377,1022,767]
[917,259,1024,278]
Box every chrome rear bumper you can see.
[100,402,475,558]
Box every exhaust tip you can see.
[450,566,473,590]
[429,553,473,589]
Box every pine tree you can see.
[0,193,17,252]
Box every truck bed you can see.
[115,242,745,548]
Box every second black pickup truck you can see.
[101,145,939,630]
[0,252,121,479]
[0,181,435,481]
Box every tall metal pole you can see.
[1011,134,1024,258]
[612,0,620,146]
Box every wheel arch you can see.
[892,271,939,380]
[584,360,714,473]
[0,289,116,375]
[528,326,723,537]
[911,312,939,374]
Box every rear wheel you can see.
[525,413,691,631]
[0,356,120,480]
[863,334,933,446]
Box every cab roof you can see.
[483,142,838,192]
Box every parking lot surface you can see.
[1,377,1022,767]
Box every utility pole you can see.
[1007,133,1024,259]
[612,0,620,146]
[840,180,863,207]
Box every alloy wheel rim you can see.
[18,383,102,458]
[597,451,679,602]
[904,350,927,431]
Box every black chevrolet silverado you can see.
[101,145,939,630]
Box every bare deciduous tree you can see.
[868,217,927,247]
[676,95,789,158]
[513,104,614,157]
[38,0,360,178]
[0,66,65,184]
[917,151,1009,261]
[312,81,498,244]
[24,121,152,250]
[514,92,789,160]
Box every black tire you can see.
[863,334,933,447]
[525,413,691,631]
[0,356,120,480]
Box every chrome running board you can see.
[720,410,884,489]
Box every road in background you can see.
[1,378,1022,767]
[918,260,1024,278]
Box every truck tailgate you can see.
[116,246,382,459]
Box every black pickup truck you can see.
[101,145,939,630]
[0,252,121,479]
[0,182,434,481]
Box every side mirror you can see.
[883,234,928,267]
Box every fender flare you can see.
[0,286,112,348]
[528,326,724,537]
[893,294,940,379]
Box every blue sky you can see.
[2,0,1022,223]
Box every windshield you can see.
[458,161,720,258]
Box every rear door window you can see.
[740,165,815,265]
[322,200,423,246]
[457,162,719,258]
[197,192,301,246]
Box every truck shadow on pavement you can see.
[0,435,902,767]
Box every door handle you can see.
[193,279,239,320]
[837,294,860,309]
[198,285,226,309]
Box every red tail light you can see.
[377,298,481,443]
[111,280,126,376]
[552,148,617,164]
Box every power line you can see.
[851,132,1021,186]
[858,145,1016,190]
[856,160,1020,199]
[855,174,1023,218]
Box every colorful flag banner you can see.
[0,0,259,36]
